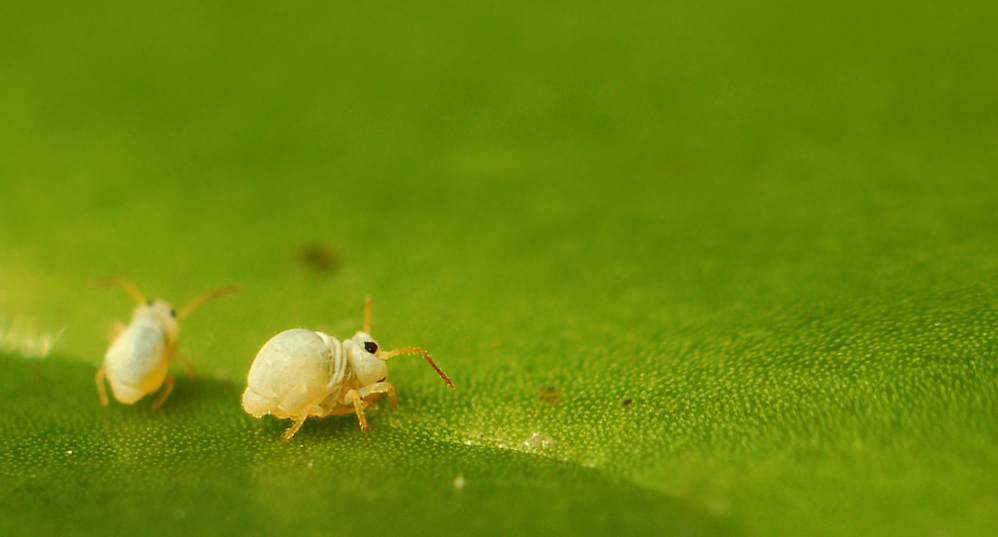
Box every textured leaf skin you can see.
[2,1,997,536]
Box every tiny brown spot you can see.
[620,398,633,407]
[538,386,560,406]
[295,242,340,273]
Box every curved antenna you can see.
[380,347,455,389]
[176,284,242,321]
[363,295,373,334]
[94,277,147,305]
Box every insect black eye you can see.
[364,341,378,354]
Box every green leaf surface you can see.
[2,1,997,536]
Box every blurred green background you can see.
[1,1,996,536]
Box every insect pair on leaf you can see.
[95,278,454,440]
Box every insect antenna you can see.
[176,284,242,320]
[94,277,147,305]
[363,295,372,334]
[380,347,455,389]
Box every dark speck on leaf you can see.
[538,386,560,406]
[621,398,633,407]
[295,242,340,273]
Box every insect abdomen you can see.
[244,329,343,418]
[105,323,170,401]
[242,386,278,417]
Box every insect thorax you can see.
[314,331,352,393]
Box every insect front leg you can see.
[344,390,370,431]
[357,382,397,408]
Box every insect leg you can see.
[151,375,175,410]
[345,390,370,431]
[171,352,198,384]
[95,364,109,407]
[356,382,397,408]
[283,415,308,441]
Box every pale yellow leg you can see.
[387,384,397,408]
[172,353,198,383]
[357,381,396,408]
[95,364,109,407]
[362,393,386,408]
[345,390,369,431]
[346,382,396,431]
[283,414,309,441]
[150,375,175,410]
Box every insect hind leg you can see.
[283,415,309,441]
[150,375,175,410]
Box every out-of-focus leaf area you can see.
[1,1,997,536]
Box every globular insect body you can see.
[95,278,240,409]
[242,297,454,440]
